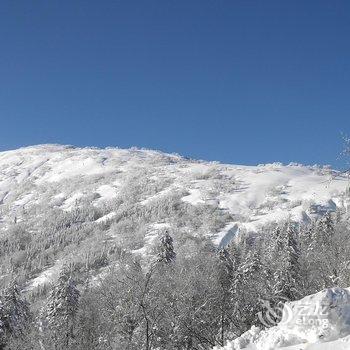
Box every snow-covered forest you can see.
[1,145,350,349]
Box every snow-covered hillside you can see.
[214,287,350,350]
[1,145,350,350]
[0,144,348,244]
[0,144,348,289]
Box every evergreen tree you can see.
[273,222,301,301]
[218,248,235,289]
[43,267,80,350]
[318,213,342,286]
[316,212,335,245]
[232,245,269,333]
[157,231,176,263]
[216,247,237,345]
[307,213,339,288]
[0,282,30,349]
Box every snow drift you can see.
[214,288,350,350]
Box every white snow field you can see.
[0,145,348,238]
[213,288,350,350]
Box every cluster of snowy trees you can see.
[0,183,232,290]
[0,283,30,349]
[1,210,350,349]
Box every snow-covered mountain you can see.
[0,144,348,239]
[0,144,348,287]
[0,145,348,228]
[1,145,350,349]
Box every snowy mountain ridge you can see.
[0,144,348,240]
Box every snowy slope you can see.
[0,144,348,245]
[1,145,349,347]
[214,288,350,350]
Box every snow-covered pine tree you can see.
[0,282,30,349]
[218,248,235,288]
[241,249,265,278]
[317,212,343,286]
[306,213,339,288]
[273,222,301,301]
[232,245,269,333]
[317,212,335,244]
[157,231,176,263]
[216,247,237,345]
[44,267,80,350]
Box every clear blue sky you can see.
[1,1,349,167]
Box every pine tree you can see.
[157,231,176,263]
[318,213,340,286]
[317,212,335,244]
[232,245,269,333]
[242,250,262,276]
[273,222,301,301]
[0,282,30,349]
[218,248,235,288]
[307,213,339,288]
[216,247,237,345]
[44,267,80,350]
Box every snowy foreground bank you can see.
[214,288,350,350]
